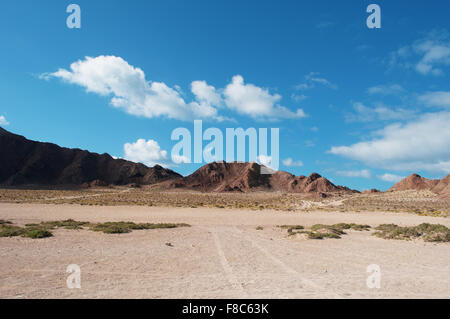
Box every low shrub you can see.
[374,223,450,242]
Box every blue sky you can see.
[1,0,450,191]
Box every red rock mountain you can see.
[389,174,440,191]
[389,173,450,198]
[165,161,356,195]
[432,175,450,198]
[0,127,181,187]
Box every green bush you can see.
[1,220,191,237]
[0,225,25,237]
[374,223,450,242]
[89,221,190,234]
[40,219,89,230]
[22,228,53,239]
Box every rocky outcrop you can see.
[164,161,356,194]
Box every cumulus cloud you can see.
[42,56,221,121]
[418,91,450,108]
[378,173,405,183]
[282,158,304,167]
[124,138,192,167]
[224,75,306,119]
[0,116,9,126]
[346,102,416,122]
[124,139,170,167]
[123,139,190,167]
[336,169,371,178]
[295,72,337,91]
[329,112,450,174]
[191,80,222,107]
[42,56,304,122]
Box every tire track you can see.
[228,226,344,298]
[210,229,249,298]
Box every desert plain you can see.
[0,188,449,299]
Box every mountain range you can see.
[0,127,449,198]
[0,127,181,187]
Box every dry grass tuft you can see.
[374,223,450,242]
[0,219,190,238]
[284,223,372,240]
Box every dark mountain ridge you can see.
[0,127,181,187]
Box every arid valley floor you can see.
[0,188,449,299]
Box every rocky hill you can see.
[0,127,181,187]
[164,161,357,195]
[389,173,450,198]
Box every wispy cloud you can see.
[336,169,371,179]
[295,72,337,91]
[282,158,304,167]
[330,111,450,174]
[378,173,404,183]
[345,102,416,123]
[389,31,450,76]
[367,84,405,96]
[0,115,9,126]
[291,93,308,102]
[418,91,450,108]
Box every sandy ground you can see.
[0,203,449,299]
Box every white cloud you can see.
[390,34,450,76]
[414,39,450,75]
[378,173,405,183]
[336,169,371,178]
[124,139,171,167]
[295,72,337,91]
[224,75,306,119]
[282,158,304,167]
[291,93,308,102]
[42,56,221,121]
[418,91,450,108]
[367,84,405,96]
[191,80,222,107]
[346,102,415,122]
[0,116,9,126]
[124,138,191,167]
[330,112,450,174]
[43,56,304,122]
